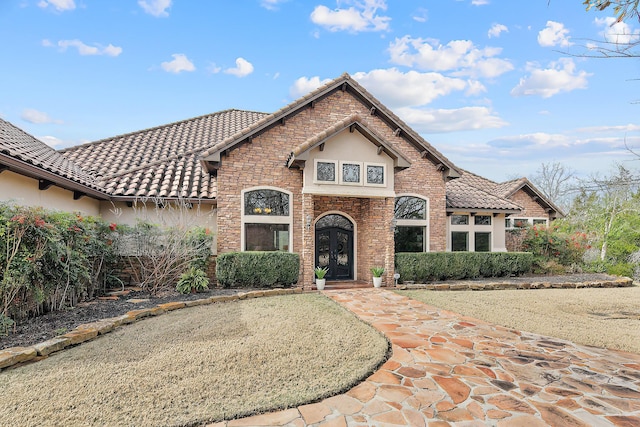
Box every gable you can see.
[200,73,460,181]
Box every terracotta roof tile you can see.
[446,179,522,211]
[61,109,267,200]
[0,118,102,191]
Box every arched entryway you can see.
[315,213,354,281]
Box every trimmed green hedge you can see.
[216,251,300,288]
[396,252,533,283]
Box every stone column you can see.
[300,193,315,290]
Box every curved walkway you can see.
[210,289,640,427]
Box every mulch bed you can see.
[0,287,243,351]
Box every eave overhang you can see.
[285,115,411,170]
[199,73,461,181]
[0,153,109,201]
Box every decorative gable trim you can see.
[285,114,411,170]
[200,73,460,180]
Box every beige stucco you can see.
[0,170,100,215]
[302,129,395,198]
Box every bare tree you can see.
[531,161,576,211]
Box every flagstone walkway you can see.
[209,289,640,427]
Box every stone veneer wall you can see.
[216,89,449,287]
[509,189,549,218]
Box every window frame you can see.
[241,186,293,252]
[394,194,429,252]
[339,161,363,186]
[314,159,338,184]
[364,162,386,187]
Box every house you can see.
[1,73,561,287]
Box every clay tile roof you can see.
[61,109,267,200]
[446,179,522,211]
[0,118,102,191]
[291,114,361,157]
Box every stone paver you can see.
[207,289,640,426]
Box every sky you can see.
[1,0,639,183]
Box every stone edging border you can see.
[395,276,634,291]
[0,288,303,371]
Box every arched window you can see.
[394,195,429,252]
[241,187,292,252]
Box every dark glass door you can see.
[315,215,354,281]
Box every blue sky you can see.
[1,0,639,182]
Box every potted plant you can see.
[314,266,328,290]
[371,266,384,288]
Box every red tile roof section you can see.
[61,109,267,199]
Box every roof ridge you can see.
[60,108,266,153]
[199,74,351,159]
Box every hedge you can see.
[216,251,299,288]
[395,252,533,283]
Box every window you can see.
[365,163,385,186]
[242,187,292,252]
[506,217,548,229]
[451,215,469,225]
[316,161,336,183]
[533,219,548,226]
[513,218,529,228]
[474,215,491,226]
[341,162,361,184]
[451,232,468,251]
[394,195,429,252]
[475,232,491,252]
[245,224,289,251]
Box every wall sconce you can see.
[306,214,313,230]
[390,218,397,232]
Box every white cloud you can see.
[161,54,195,73]
[352,68,468,108]
[510,58,590,98]
[471,0,489,5]
[21,109,62,124]
[577,124,640,133]
[224,57,254,77]
[594,17,640,45]
[260,0,288,10]
[396,106,506,133]
[412,8,428,23]
[538,21,572,47]
[207,63,222,74]
[38,0,75,12]
[488,23,508,38]
[138,0,172,17]
[311,0,391,33]
[289,76,333,98]
[49,39,123,56]
[388,36,513,79]
[38,135,64,147]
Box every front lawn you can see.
[398,286,640,354]
[0,294,389,427]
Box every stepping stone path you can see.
[209,289,640,427]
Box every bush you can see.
[395,252,533,283]
[521,225,590,272]
[0,203,119,322]
[216,252,299,288]
[176,267,209,294]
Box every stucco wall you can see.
[0,170,100,215]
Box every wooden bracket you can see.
[73,191,85,200]
[38,179,53,191]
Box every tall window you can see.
[451,232,468,251]
[242,188,292,251]
[394,195,429,252]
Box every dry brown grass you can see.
[0,294,389,427]
[399,286,640,354]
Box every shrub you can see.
[216,252,299,288]
[0,203,119,322]
[176,267,209,294]
[395,252,533,283]
[521,225,590,272]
